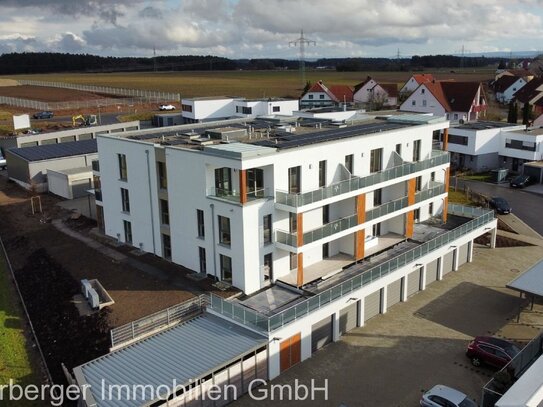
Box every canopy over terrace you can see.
[506,258,543,319]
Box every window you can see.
[218,216,231,246]
[118,153,127,180]
[263,214,272,244]
[415,176,422,192]
[370,148,382,173]
[319,94,325,99]
[322,205,330,224]
[121,188,130,213]
[241,106,252,114]
[421,88,425,94]
[181,104,193,112]
[319,160,327,188]
[372,222,381,236]
[345,154,354,173]
[453,113,458,120]
[215,167,232,196]
[322,243,329,259]
[246,168,264,198]
[308,94,314,99]
[199,247,206,274]
[411,100,416,106]
[289,252,298,270]
[422,100,427,107]
[197,209,205,238]
[158,162,167,189]
[414,208,420,222]
[395,143,402,155]
[160,199,169,225]
[413,139,421,162]
[288,166,301,193]
[449,135,469,146]
[373,189,382,206]
[220,255,232,283]
[264,253,273,281]
[431,171,435,182]
[123,220,132,244]
[272,106,280,112]
[289,213,297,233]
[162,234,171,259]
[429,202,434,216]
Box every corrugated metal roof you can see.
[8,139,97,162]
[507,259,543,297]
[74,313,267,407]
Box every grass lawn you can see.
[448,188,476,206]
[0,252,41,405]
[459,172,492,182]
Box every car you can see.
[466,336,520,368]
[420,385,478,407]
[509,175,533,188]
[489,197,511,214]
[33,111,54,119]
[0,155,6,170]
[159,104,176,111]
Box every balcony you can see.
[275,150,449,209]
[276,182,446,249]
[206,187,272,204]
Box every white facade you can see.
[499,128,543,170]
[300,91,336,108]
[496,77,526,104]
[401,84,447,117]
[353,78,379,103]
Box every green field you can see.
[6,68,496,99]
[0,252,41,406]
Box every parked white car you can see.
[0,155,6,170]
[421,385,477,407]
[159,104,176,111]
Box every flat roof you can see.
[508,128,543,136]
[74,313,266,407]
[8,139,97,162]
[203,142,276,159]
[48,166,92,176]
[455,121,522,130]
[507,258,543,298]
[495,354,543,407]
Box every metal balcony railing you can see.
[275,150,449,208]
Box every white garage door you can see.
[364,290,382,322]
[387,279,402,307]
[426,258,439,284]
[407,268,422,297]
[442,251,455,276]
[311,315,333,353]
[458,242,470,267]
[339,301,358,336]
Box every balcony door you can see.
[215,167,232,195]
[247,168,264,198]
[288,166,301,194]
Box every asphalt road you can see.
[453,177,543,236]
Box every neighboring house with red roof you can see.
[534,112,543,127]
[399,80,487,123]
[493,75,527,104]
[512,76,543,112]
[352,76,398,107]
[399,73,435,95]
[495,69,535,83]
[300,81,353,108]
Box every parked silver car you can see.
[420,385,478,407]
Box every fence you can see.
[110,294,209,350]
[18,79,180,102]
[209,204,495,333]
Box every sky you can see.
[1,0,543,59]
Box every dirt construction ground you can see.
[0,85,124,102]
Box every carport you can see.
[506,259,543,321]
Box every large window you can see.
[322,205,330,224]
[160,199,169,225]
[162,234,171,259]
[220,255,232,283]
[415,176,422,192]
[319,160,327,188]
[264,253,273,281]
[263,214,272,244]
[181,104,193,112]
[345,154,354,173]
[246,168,264,198]
[373,189,382,206]
[215,168,232,195]
[158,162,167,189]
[289,213,297,233]
[370,148,383,173]
[118,153,127,180]
[395,143,402,156]
[199,247,206,274]
[197,209,205,238]
[123,220,132,244]
[219,216,231,246]
[288,166,301,193]
[121,188,130,213]
[289,252,297,270]
[413,139,421,162]
[449,135,469,146]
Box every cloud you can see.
[48,32,86,53]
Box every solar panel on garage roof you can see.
[9,139,97,162]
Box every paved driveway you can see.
[235,244,543,407]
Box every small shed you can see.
[47,166,93,199]
[153,113,184,127]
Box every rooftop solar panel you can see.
[9,139,97,162]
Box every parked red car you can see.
[466,336,520,368]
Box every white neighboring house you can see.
[299,81,353,108]
[181,97,299,123]
[493,75,527,104]
[353,77,398,107]
[499,127,543,173]
[445,121,526,171]
[399,73,435,95]
[400,81,487,123]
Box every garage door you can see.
[457,243,470,267]
[71,179,91,198]
[339,301,358,336]
[442,251,455,275]
[407,268,421,297]
[387,279,402,307]
[311,316,333,353]
[426,258,439,284]
[364,290,381,322]
[280,333,301,372]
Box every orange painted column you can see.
[405,211,414,238]
[442,128,449,151]
[296,253,304,287]
[239,169,247,204]
[443,167,450,223]
[355,193,366,260]
[296,213,304,287]
[406,178,416,238]
[407,178,416,205]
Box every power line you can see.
[289,29,316,88]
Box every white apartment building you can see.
[180,96,299,123]
[86,113,498,402]
[499,127,543,173]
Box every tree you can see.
[497,60,506,70]
[302,80,311,94]
[507,101,518,123]
[522,102,533,125]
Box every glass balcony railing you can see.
[207,187,271,203]
[275,150,449,208]
[276,183,446,248]
[208,204,495,333]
